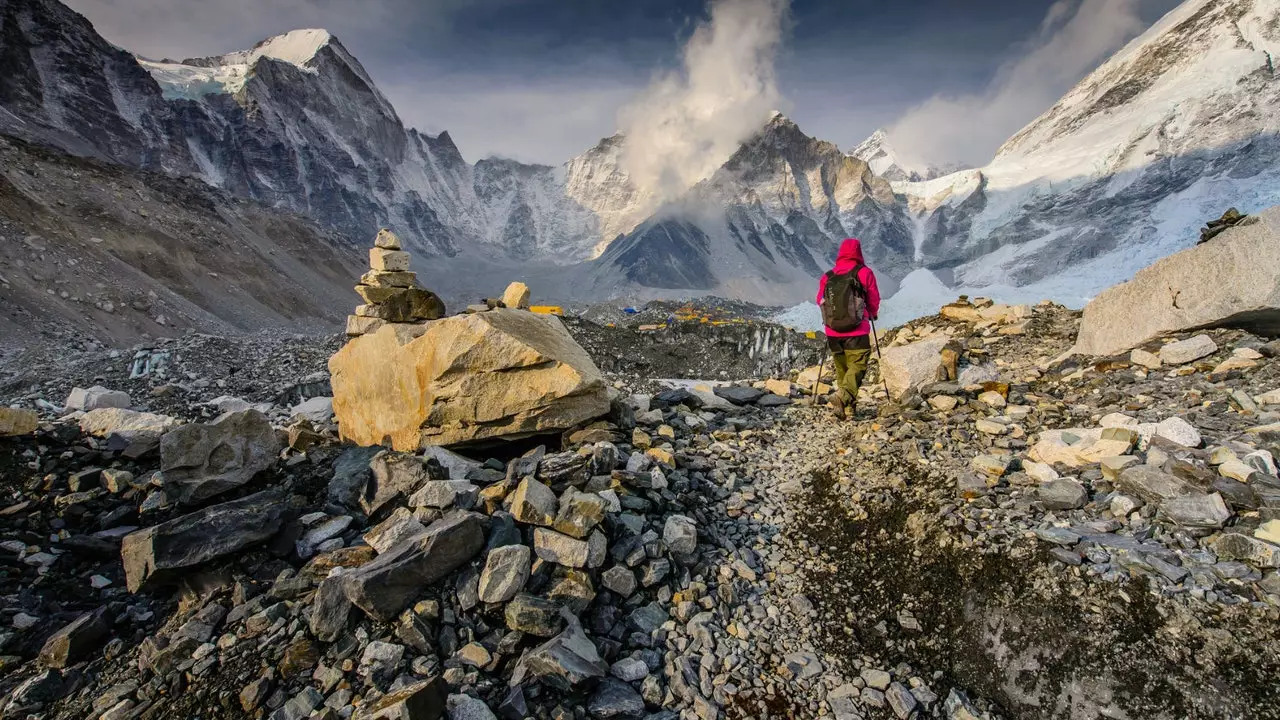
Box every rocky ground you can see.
[0,300,1278,720]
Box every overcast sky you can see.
[67,0,1182,167]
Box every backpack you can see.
[821,265,867,332]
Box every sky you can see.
[66,0,1183,168]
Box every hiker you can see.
[818,238,881,419]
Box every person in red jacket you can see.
[817,238,881,419]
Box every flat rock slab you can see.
[121,489,288,591]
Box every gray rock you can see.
[1160,493,1232,528]
[1038,479,1088,510]
[447,694,496,720]
[1212,533,1280,568]
[410,480,478,510]
[756,394,793,407]
[359,641,405,688]
[627,602,668,635]
[663,515,698,555]
[602,566,637,597]
[1117,465,1196,504]
[65,385,130,411]
[364,451,441,516]
[886,682,918,719]
[1073,208,1280,358]
[944,689,988,720]
[269,687,323,720]
[1034,527,1081,546]
[121,489,287,591]
[610,656,649,682]
[309,576,352,642]
[328,445,381,510]
[587,678,646,719]
[515,613,607,691]
[158,409,282,505]
[478,545,531,603]
[713,386,765,405]
[1155,417,1202,448]
[343,512,485,621]
[860,668,891,691]
[504,594,564,637]
[1158,335,1219,366]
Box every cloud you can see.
[886,0,1145,169]
[383,77,639,164]
[618,0,790,202]
[64,0,508,59]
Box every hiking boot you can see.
[827,391,846,419]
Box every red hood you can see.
[832,238,864,273]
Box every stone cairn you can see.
[346,229,446,337]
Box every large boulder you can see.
[1075,207,1280,357]
[330,311,609,449]
[879,336,949,400]
[158,410,281,505]
[121,489,288,591]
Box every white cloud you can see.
[618,0,790,202]
[383,77,639,164]
[886,0,1145,169]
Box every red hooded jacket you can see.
[817,238,880,338]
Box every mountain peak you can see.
[226,28,335,70]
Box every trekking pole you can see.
[811,341,827,407]
[870,316,891,398]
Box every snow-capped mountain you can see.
[894,0,1280,303]
[849,129,963,183]
[585,114,915,299]
[5,0,1280,311]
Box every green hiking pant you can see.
[828,336,872,406]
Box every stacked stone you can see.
[346,229,446,337]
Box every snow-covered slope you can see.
[896,0,1280,301]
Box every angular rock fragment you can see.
[38,610,109,668]
[533,528,591,568]
[504,594,564,637]
[879,335,949,400]
[343,512,485,621]
[353,676,447,720]
[515,613,607,690]
[478,544,531,604]
[510,478,558,526]
[122,489,288,591]
[364,451,442,516]
[65,385,130,411]
[1159,493,1231,528]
